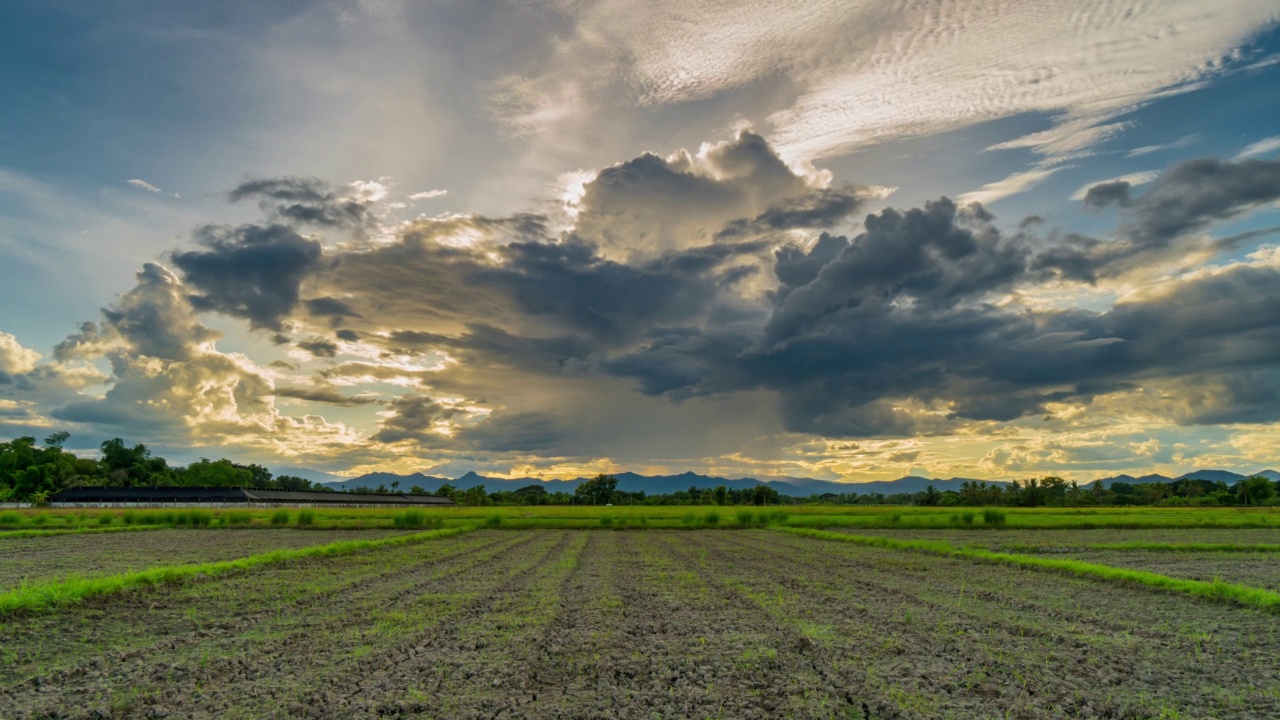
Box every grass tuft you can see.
[296,509,315,527]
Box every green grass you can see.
[0,525,166,539]
[3,504,1280,532]
[0,526,476,617]
[270,509,291,526]
[781,527,1280,613]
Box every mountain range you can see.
[314,468,1280,497]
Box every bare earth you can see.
[1,529,1278,718]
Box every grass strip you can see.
[0,525,475,617]
[781,527,1280,613]
[0,525,169,540]
[1000,541,1280,553]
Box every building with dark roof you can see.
[51,486,456,507]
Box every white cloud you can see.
[409,189,448,200]
[0,332,41,375]
[957,167,1062,206]
[1235,135,1280,160]
[1126,134,1200,158]
[126,178,162,193]
[510,1,1277,168]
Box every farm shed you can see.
[50,486,457,508]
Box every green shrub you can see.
[983,508,1007,526]
[761,509,789,526]
[960,511,976,526]
[889,513,902,525]
[735,509,755,526]
[188,510,213,527]
[296,509,315,526]
[97,514,113,526]
[0,512,20,525]
[704,510,721,526]
[484,513,503,527]
[221,511,252,526]
[32,514,49,526]
[599,515,614,527]
[122,510,137,526]
[680,512,698,527]
[394,510,425,528]
[269,509,291,526]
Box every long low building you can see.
[51,486,457,507]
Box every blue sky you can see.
[2,1,1280,482]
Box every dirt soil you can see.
[2,529,1279,719]
[0,528,414,590]
[838,526,1280,549]
[1041,549,1280,591]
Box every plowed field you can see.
[3,529,1279,719]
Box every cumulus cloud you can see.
[0,332,41,380]
[572,131,875,256]
[16,133,1280,476]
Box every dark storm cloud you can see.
[602,190,1280,435]
[475,238,766,342]
[305,297,361,318]
[99,263,219,361]
[1121,158,1280,249]
[228,177,373,230]
[273,385,382,406]
[1082,180,1133,209]
[453,410,564,452]
[297,339,338,358]
[715,187,869,239]
[373,396,470,444]
[172,223,324,331]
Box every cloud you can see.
[1116,157,1280,250]
[0,332,41,381]
[1126,134,1200,158]
[957,168,1063,206]
[572,131,851,256]
[228,177,375,230]
[1071,172,1159,202]
[126,179,162,193]
[1236,135,1280,160]
[16,133,1280,477]
[172,223,325,331]
[409,189,448,200]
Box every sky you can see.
[3,1,1280,483]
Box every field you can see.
[4,508,1280,718]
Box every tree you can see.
[182,459,253,488]
[918,485,941,507]
[99,438,171,487]
[750,484,779,506]
[713,485,728,506]
[1236,476,1275,506]
[391,481,400,493]
[575,474,618,505]
[44,431,70,448]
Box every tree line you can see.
[0,433,322,503]
[803,476,1278,507]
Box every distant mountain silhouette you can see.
[315,466,1280,497]
[319,470,1001,497]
